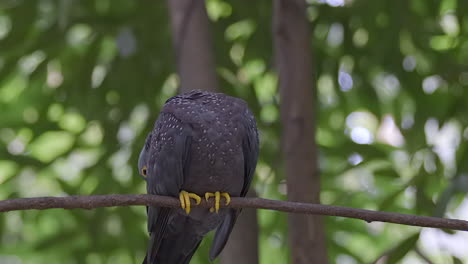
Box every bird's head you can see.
[138,133,152,181]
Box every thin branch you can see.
[0,195,467,231]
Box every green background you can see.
[0,0,467,263]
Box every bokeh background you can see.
[0,0,467,263]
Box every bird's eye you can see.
[141,166,148,177]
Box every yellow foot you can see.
[179,190,201,214]
[204,192,231,213]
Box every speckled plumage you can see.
[138,90,259,264]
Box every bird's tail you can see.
[143,219,203,264]
[209,209,239,260]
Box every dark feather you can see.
[145,112,193,262]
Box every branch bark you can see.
[1,195,467,231]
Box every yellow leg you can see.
[179,190,201,214]
[204,191,231,213]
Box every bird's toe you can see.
[179,190,201,214]
[205,192,231,213]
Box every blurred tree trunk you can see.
[273,0,329,264]
[168,0,218,92]
[167,1,259,263]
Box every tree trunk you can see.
[167,1,259,263]
[273,0,329,263]
[167,0,218,92]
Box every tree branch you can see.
[0,194,467,231]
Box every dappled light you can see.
[0,0,467,263]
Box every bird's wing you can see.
[240,110,259,197]
[146,112,193,263]
[209,110,259,260]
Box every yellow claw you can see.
[205,191,231,213]
[179,191,201,214]
[222,192,231,206]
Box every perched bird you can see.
[138,90,259,264]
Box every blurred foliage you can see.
[0,0,467,263]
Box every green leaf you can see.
[29,131,75,162]
[386,233,420,264]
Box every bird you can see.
[138,90,259,264]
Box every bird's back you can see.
[162,90,254,195]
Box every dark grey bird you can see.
[138,90,259,264]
